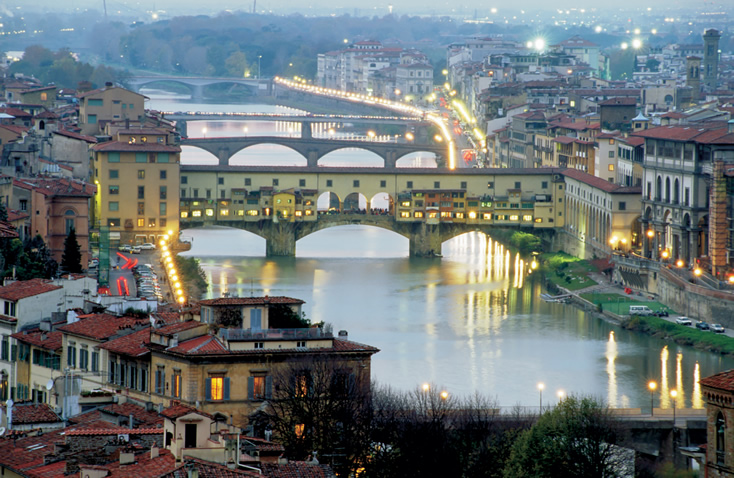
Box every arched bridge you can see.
[126,76,272,101]
[180,135,448,167]
[178,165,567,256]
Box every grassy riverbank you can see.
[540,252,598,291]
[623,316,734,356]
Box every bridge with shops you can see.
[178,165,566,256]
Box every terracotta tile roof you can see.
[7,210,29,222]
[161,458,262,478]
[152,311,182,325]
[632,124,734,144]
[241,437,285,453]
[101,402,164,426]
[10,329,63,351]
[160,402,214,420]
[562,169,641,194]
[0,106,33,117]
[91,141,181,153]
[1,403,61,424]
[0,278,62,301]
[59,314,150,340]
[0,314,18,324]
[0,220,18,238]
[332,338,380,353]
[53,129,97,143]
[155,320,201,336]
[618,136,645,147]
[98,327,151,357]
[700,369,734,392]
[91,449,177,478]
[0,124,28,138]
[16,177,96,197]
[167,335,229,354]
[65,427,163,436]
[198,297,305,307]
[23,458,66,478]
[260,462,336,478]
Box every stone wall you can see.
[658,267,734,325]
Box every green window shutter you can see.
[247,377,254,400]
[158,153,169,163]
[223,377,231,400]
[136,153,147,163]
[265,376,273,399]
[205,378,212,400]
[108,152,120,163]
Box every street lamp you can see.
[670,389,678,423]
[258,55,262,79]
[538,382,545,412]
[648,381,657,416]
[557,390,564,403]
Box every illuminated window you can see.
[483,213,492,220]
[137,218,145,227]
[305,210,313,216]
[414,211,424,218]
[192,210,202,217]
[138,170,145,179]
[440,211,452,218]
[295,211,302,217]
[220,209,229,216]
[400,212,410,218]
[523,215,533,221]
[206,375,229,401]
[172,371,181,399]
[295,424,305,438]
[205,209,214,216]
[608,164,615,171]
[180,211,189,218]
[295,373,309,397]
[401,201,411,207]
[246,210,259,216]
[148,218,156,227]
[456,212,464,219]
[252,376,266,400]
[237,210,244,216]
[468,211,477,219]
[428,211,438,218]
[510,215,519,221]
[535,218,543,223]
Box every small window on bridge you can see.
[245,178,251,186]
[353,180,360,187]
[273,179,279,186]
[407,181,413,188]
[515,181,521,189]
[218,178,224,185]
[181,176,188,184]
[326,180,333,187]
[487,182,494,188]
[434,181,440,188]
[461,182,467,189]
[535,218,543,223]
[299,179,306,187]
[380,180,387,188]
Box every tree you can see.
[504,396,629,478]
[61,227,82,274]
[252,356,373,477]
[11,235,58,280]
[0,201,8,222]
[510,231,542,255]
[268,303,310,328]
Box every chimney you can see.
[105,82,113,88]
[729,119,734,134]
[129,414,134,429]
[120,452,135,465]
[158,403,163,414]
[150,446,159,459]
[338,330,348,339]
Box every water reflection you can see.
[607,331,618,408]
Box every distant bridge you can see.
[126,76,272,101]
[181,135,448,167]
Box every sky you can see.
[10,0,720,17]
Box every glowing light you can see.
[676,260,684,268]
[647,229,655,238]
[694,268,702,277]
[440,391,449,400]
[632,38,643,49]
[533,38,545,51]
[422,383,430,392]
[595,25,602,33]
[621,42,629,50]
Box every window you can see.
[295,372,311,397]
[109,201,119,211]
[608,151,615,158]
[88,114,97,124]
[155,366,165,395]
[160,203,167,215]
[434,181,440,188]
[299,179,306,187]
[353,180,360,187]
[137,218,145,227]
[158,153,169,163]
[109,185,119,195]
[326,180,333,187]
[160,170,167,180]
[488,181,494,188]
[250,309,262,329]
[160,186,167,199]
[172,370,182,398]
[206,189,212,199]
[295,424,305,438]
[515,181,521,189]
[381,180,387,187]
[92,350,99,371]
[254,342,263,349]
[181,176,188,184]
[193,189,199,198]
[407,181,413,188]
[1,336,8,361]
[68,345,77,368]
[88,99,103,106]
[66,218,75,235]
[542,181,548,189]
[138,202,145,215]
[206,376,230,401]
[107,218,120,227]
[110,170,119,179]
[218,177,224,185]
[148,218,157,227]
[138,170,145,179]
[608,164,615,171]
[79,348,89,370]
[272,179,279,186]
[136,153,147,163]
[138,186,145,199]
[248,375,271,400]
[618,202,626,211]
[108,152,120,163]
[245,178,251,186]
[717,413,726,465]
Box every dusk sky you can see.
[13,0,718,16]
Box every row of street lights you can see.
[648,380,678,421]
[537,382,565,412]
[159,233,186,306]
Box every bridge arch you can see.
[317,191,342,211]
[229,144,307,167]
[395,151,438,168]
[318,148,384,168]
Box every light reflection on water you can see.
[182,226,733,409]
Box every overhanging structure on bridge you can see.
[125,76,272,101]
[178,165,567,256]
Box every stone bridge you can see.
[126,76,272,101]
[181,213,555,257]
[180,136,448,167]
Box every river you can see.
[146,89,734,410]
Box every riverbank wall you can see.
[658,267,734,326]
[551,229,609,261]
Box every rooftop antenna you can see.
[103,0,107,20]
[253,0,256,13]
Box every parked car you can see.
[87,259,99,269]
[711,324,726,334]
[139,243,156,250]
[118,245,132,252]
[675,317,692,326]
[131,246,142,254]
[653,309,669,317]
[696,321,710,331]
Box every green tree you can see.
[61,227,82,274]
[0,201,8,222]
[510,231,542,255]
[12,235,58,280]
[268,303,310,328]
[504,396,628,478]
[225,50,249,77]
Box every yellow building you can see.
[91,127,181,246]
[78,84,146,136]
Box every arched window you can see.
[656,176,662,201]
[717,412,726,465]
[64,209,76,235]
[674,178,680,204]
[665,177,671,203]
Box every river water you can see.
[146,90,734,410]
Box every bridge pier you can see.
[191,84,205,102]
[300,121,312,139]
[409,223,442,257]
[217,148,231,166]
[306,150,319,167]
[263,221,297,257]
[384,151,397,168]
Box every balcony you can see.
[219,327,333,341]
